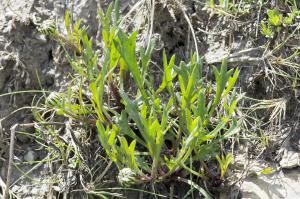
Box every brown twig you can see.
[66,121,90,160]
[94,160,113,184]
[3,124,18,199]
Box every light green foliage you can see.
[204,0,253,16]
[261,8,299,38]
[98,22,239,187]
[216,154,233,179]
[267,9,282,27]
[39,0,241,197]
[260,167,275,175]
[283,8,299,26]
[261,22,274,38]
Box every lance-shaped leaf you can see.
[114,31,148,101]
[156,52,176,94]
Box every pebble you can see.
[280,150,300,169]
[23,148,36,162]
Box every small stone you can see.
[24,148,36,162]
[280,150,300,169]
[40,184,49,193]
[11,185,20,192]
[240,169,300,199]
[31,187,39,195]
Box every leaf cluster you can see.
[38,1,241,197]
[261,8,299,38]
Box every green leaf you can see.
[141,39,155,80]
[109,40,120,73]
[283,13,294,26]
[209,0,215,8]
[65,10,71,38]
[261,22,274,38]
[176,62,189,92]
[210,60,232,116]
[120,136,129,154]
[260,167,275,175]
[98,2,114,46]
[89,82,104,121]
[183,65,197,107]
[206,118,228,139]
[221,119,240,140]
[177,177,213,199]
[156,52,176,94]
[118,111,146,146]
[120,90,144,134]
[119,136,139,170]
[96,121,118,162]
[197,91,207,122]
[114,31,148,101]
[268,9,282,27]
[108,126,118,146]
[113,0,120,25]
[161,98,173,129]
[149,120,163,158]
[216,153,232,178]
[222,68,239,99]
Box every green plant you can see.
[259,167,275,175]
[204,0,236,16]
[38,0,241,197]
[283,8,299,26]
[267,9,282,27]
[261,22,274,38]
[261,8,299,38]
[216,153,233,180]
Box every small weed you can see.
[36,0,241,197]
[216,153,233,180]
[204,0,236,17]
[261,7,299,38]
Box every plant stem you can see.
[3,124,18,199]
